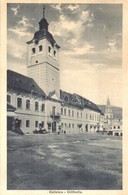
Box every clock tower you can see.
[26,7,60,98]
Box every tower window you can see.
[48,46,51,53]
[39,45,42,52]
[54,50,56,57]
[32,47,36,54]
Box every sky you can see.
[7,3,122,107]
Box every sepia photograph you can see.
[6,3,122,190]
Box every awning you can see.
[7,111,18,117]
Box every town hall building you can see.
[7,8,104,135]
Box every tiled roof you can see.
[60,90,102,113]
[7,70,102,113]
[7,70,46,97]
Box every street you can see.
[7,132,122,190]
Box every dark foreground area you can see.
[7,132,122,190]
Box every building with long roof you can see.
[7,8,104,134]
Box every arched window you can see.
[32,47,36,54]
[54,50,56,57]
[39,45,42,52]
[48,46,51,53]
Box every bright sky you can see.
[7,3,122,107]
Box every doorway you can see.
[52,122,56,133]
[7,117,14,131]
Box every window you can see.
[32,47,36,54]
[118,126,120,129]
[114,126,116,129]
[17,97,22,108]
[35,102,39,111]
[48,46,51,53]
[86,113,88,119]
[69,123,71,128]
[68,109,70,116]
[72,110,74,117]
[72,124,74,128]
[64,108,66,116]
[64,96,69,102]
[26,120,30,127]
[81,112,82,118]
[61,108,63,115]
[54,50,56,57]
[26,100,30,110]
[35,121,38,128]
[90,114,91,120]
[7,95,11,104]
[61,123,63,128]
[77,111,79,118]
[18,120,22,127]
[41,103,45,112]
[41,121,44,128]
[39,45,42,52]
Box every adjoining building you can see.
[99,98,122,136]
[7,8,105,135]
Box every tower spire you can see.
[43,5,45,18]
[107,97,111,106]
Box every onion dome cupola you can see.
[26,6,60,49]
[39,6,49,31]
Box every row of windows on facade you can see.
[61,107,100,121]
[110,126,121,129]
[7,95,45,112]
[32,45,57,57]
[61,123,97,129]
[19,120,44,128]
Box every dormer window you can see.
[32,47,36,54]
[48,46,51,53]
[39,45,42,52]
